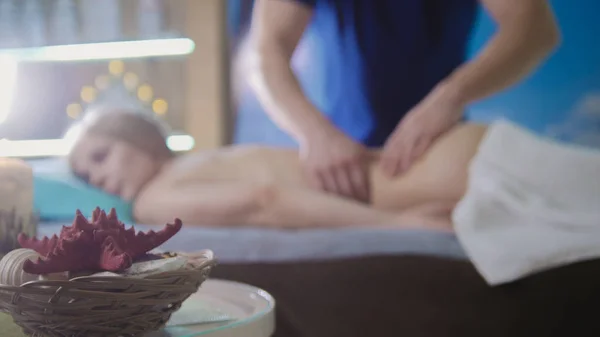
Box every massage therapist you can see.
[248,0,560,202]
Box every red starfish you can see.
[17,207,183,275]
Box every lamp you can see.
[0,56,18,124]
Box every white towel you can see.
[453,120,600,286]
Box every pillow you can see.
[28,159,134,223]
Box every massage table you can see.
[37,223,600,337]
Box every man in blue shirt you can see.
[248,0,560,202]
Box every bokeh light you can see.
[123,72,139,91]
[108,60,125,76]
[152,99,168,115]
[66,103,82,119]
[94,75,110,90]
[80,86,97,103]
[137,84,154,102]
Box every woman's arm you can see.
[133,181,438,229]
[133,182,267,226]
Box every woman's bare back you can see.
[158,123,488,211]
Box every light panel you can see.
[0,38,195,62]
[0,134,195,158]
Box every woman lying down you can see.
[66,108,600,232]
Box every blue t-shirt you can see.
[292,0,478,146]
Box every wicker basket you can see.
[0,251,216,337]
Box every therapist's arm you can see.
[248,0,336,145]
[247,0,372,203]
[434,0,561,105]
[380,0,560,177]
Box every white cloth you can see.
[453,120,600,286]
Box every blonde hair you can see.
[66,108,173,161]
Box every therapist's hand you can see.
[380,86,464,177]
[300,128,371,203]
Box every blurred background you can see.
[0,0,598,158]
[0,0,226,157]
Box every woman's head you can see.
[67,108,173,201]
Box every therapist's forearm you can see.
[435,15,560,107]
[249,46,336,145]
